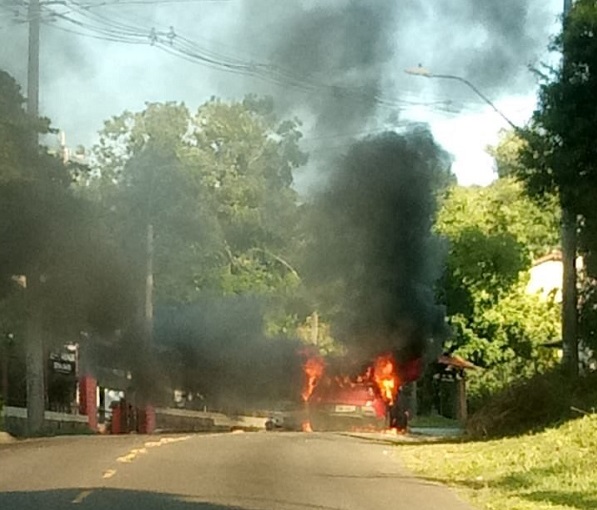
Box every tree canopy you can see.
[90,97,307,307]
[436,177,561,404]
[515,0,597,351]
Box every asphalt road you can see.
[0,432,472,510]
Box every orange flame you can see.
[302,421,313,432]
[372,354,400,406]
[300,353,325,433]
[301,355,325,402]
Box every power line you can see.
[41,15,144,42]
[37,1,431,112]
[15,0,501,120]
[81,0,231,5]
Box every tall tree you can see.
[517,0,597,357]
[89,96,308,403]
[436,179,561,403]
[92,97,307,306]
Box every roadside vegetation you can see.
[409,414,461,430]
[467,370,597,439]
[399,414,597,510]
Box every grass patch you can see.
[410,414,461,429]
[399,414,597,510]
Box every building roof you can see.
[437,354,478,370]
[532,250,562,267]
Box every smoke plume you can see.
[153,297,304,409]
[240,0,397,135]
[306,126,451,362]
[0,0,560,148]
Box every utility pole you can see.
[561,0,579,378]
[24,0,46,435]
[310,311,319,345]
[27,0,40,120]
[145,223,154,344]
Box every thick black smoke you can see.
[152,296,304,410]
[306,127,451,362]
[240,0,398,135]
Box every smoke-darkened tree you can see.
[0,68,137,432]
[0,68,135,337]
[154,297,304,409]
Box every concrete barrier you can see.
[154,408,219,433]
[2,406,90,437]
[2,405,269,436]
[154,408,267,433]
[230,415,267,430]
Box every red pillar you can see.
[110,403,122,434]
[145,405,156,434]
[137,405,156,434]
[79,375,98,431]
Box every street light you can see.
[406,63,579,377]
[404,66,519,130]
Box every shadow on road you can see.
[0,488,348,510]
[0,488,246,510]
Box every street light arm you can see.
[404,67,520,131]
[431,74,520,131]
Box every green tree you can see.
[486,130,528,180]
[88,97,310,404]
[516,0,597,352]
[437,179,561,403]
[184,97,306,296]
[91,96,307,324]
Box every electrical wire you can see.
[33,0,496,120]
[41,16,145,42]
[80,0,231,6]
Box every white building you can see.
[527,250,594,371]
[527,250,584,303]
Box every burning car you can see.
[308,380,387,431]
[299,351,423,433]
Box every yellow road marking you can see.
[116,453,136,463]
[116,436,191,464]
[102,469,117,479]
[72,490,93,504]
